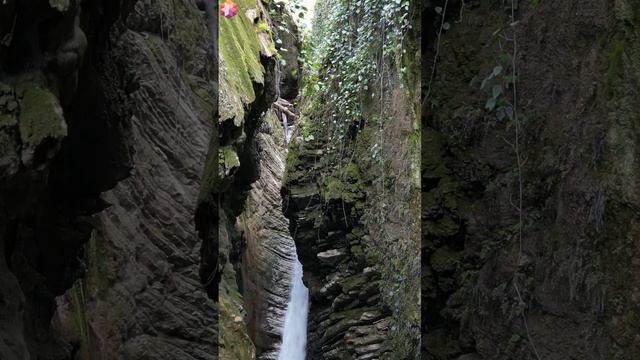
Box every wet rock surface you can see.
[280,2,421,358]
[239,109,297,360]
[283,140,396,360]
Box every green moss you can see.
[607,39,625,83]
[197,130,220,207]
[282,144,301,184]
[350,244,364,260]
[219,0,272,126]
[220,146,240,175]
[18,84,67,146]
[322,163,365,203]
[256,22,270,33]
[219,278,256,360]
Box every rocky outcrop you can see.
[0,0,216,359]
[424,1,640,359]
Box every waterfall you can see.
[278,255,309,360]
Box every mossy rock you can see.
[16,83,67,165]
[0,113,17,128]
[220,146,240,176]
[219,0,273,126]
[322,163,365,203]
[350,244,364,261]
[341,274,367,294]
[18,84,67,145]
[607,38,625,84]
[219,278,256,360]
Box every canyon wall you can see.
[0,0,216,359]
[424,0,640,359]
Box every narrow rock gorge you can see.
[281,0,421,358]
[207,0,422,359]
[424,1,640,359]
[201,0,305,358]
[0,0,423,359]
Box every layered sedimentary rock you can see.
[0,0,216,359]
[424,1,640,359]
[53,1,217,358]
[283,153,393,359]
[239,109,297,359]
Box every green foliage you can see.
[299,0,411,144]
[267,0,310,24]
[481,51,517,122]
[219,0,267,125]
[256,22,270,33]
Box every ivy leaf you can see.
[480,77,489,90]
[492,84,503,99]
[504,105,514,120]
[435,6,443,14]
[492,65,503,77]
[443,22,450,30]
[485,97,497,111]
[500,52,512,65]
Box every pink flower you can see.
[220,1,238,19]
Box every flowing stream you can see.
[277,254,309,360]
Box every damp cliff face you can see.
[282,0,421,358]
[238,109,298,360]
[0,0,216,359]
[424,1,640,359]
[54,1,217,359]
[195,0,301,359]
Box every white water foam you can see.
[278,256,309,360]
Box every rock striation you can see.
[239,109,297,360]
[0,0,216,359]
[283,140,395,360]
[52,1,217,358]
